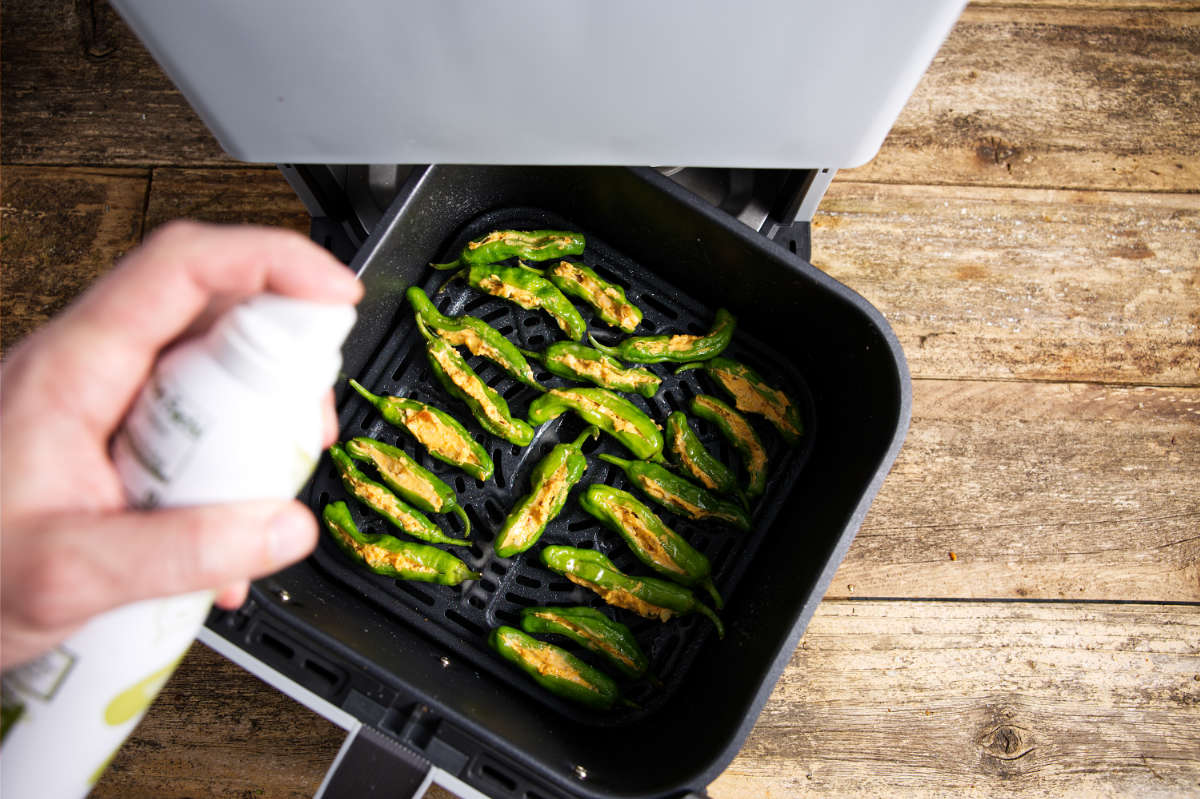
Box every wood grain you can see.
[842,6,1200,192]
[90,644,343,799]
[812,182,1200,385]
[1,165,148,352]
[711,600,1200,799]
[142,168,310,234]
[1,0,235,166]
[90,602,1200,799]
[831,379,1200,602]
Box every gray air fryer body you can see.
[104,3,962,797]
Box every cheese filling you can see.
[608,504,685,574]
[435,349,516,434]
[719,373,799,437]
[403,409,481,466]
[640,476,705,518]
[478,275,539,310]
[671,437,719,491]
[506,638,593,689]
[359,444,442,509]
[531,612,637,670]
[345,475,425,533]
[439,326,504,365]
[558,352,654,390]
[552,262,639,330]
[567,575,674,621]
[552,389,641,437]
[329,523,436,576]
[504,463,569,549]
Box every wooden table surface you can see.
[4,1,1198,796]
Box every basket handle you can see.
[316,725,433,799]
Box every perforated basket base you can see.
[304,207,814,726]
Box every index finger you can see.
[10,221,362,439]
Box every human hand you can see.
[1,221,363,669]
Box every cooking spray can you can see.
[1,293,356,798]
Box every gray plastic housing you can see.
[108,0,964,167]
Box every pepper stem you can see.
[572,425,600,448]
[597,453,632,470]
[694,600,725,639]
[586,334,620,358]
[674,362,707,375]
[516,260,544,275]
[702,578,725,610]
[518,347,544,363]
[429,259,462,271]
[451,505,472,538]
[415,315,436,342]
[434,269,466,296]
[348,378,382,406]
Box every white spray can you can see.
[1,293,357,798]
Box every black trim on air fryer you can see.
[207,165,911,799]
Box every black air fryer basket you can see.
[206,165,911,799]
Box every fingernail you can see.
[268,505,317,566]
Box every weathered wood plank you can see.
[844,7,1200,192]
[1,165,148,352]
[90,602,1200,798]
[831,379,1200,602]
[711,600,1200,799]
[90,643,343,799]
[142,167,310,235]
[1,0,235,166]
[812,182,1200,385]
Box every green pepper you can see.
[346,437,471,536]
[588,308,736,364]
[519,606,649,680]
[432,229,586,271]
[417,318,535,447]
[664,412,743,502]
[527,388,664,462]
[494,427,597,558]
[691,395,768,499]
[349,379,494,481]
[540,546,724,638]
[540,260,642,333]
[406,287,543,390]
[521,342,661,398]
[450,263,587,341]
[596,454,750,532]
[677,357,802,444]
[323,502,480,585]
[329,445,468,546]
[489,626,621,710]
[578,484,723,608]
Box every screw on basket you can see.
[574,765,588,780]
[277,589,291,603]
[440,656,451,668]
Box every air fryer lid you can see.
[107,0,964,167]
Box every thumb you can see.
[25,501,318,629]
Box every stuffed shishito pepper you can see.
[540,546,724,638]
[528,388,663,462]
[579,484,723,608]
[417,317,535,447]
[323,502,479,585]
[349,379,494,482]
[406,286,543,390]
[519,606,650,680]
[493,427,597,558]
[597,453,750,532]
[678,357,802,444]
[589,308,735,364]
[489,625,621,710]
[522,342,661,398]
[432,229,585,271]
[345,436,471,536]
